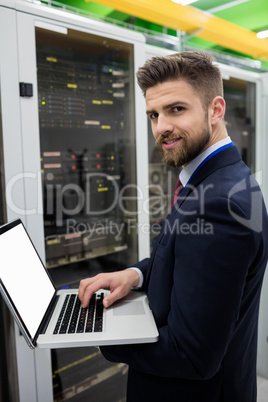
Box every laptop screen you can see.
[0,222,55,338]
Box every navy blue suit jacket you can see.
[101,146,268,402]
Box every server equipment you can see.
[36,27,138,270]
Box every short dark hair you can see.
[136,51,223,109]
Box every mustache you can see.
[155,133,186,146]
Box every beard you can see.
[156,124,211,168]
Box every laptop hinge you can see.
[39,295,59,334]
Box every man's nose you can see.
[155,115,174,137]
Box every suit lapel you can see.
[172,145,241,212]
[144,145,242,288]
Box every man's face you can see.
[146,79,212,167]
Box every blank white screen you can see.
[0,224,55,338]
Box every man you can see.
[79,51,268,401]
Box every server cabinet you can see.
[36,26,139,271]
[0,45,19,402]
[257,72,268,379]
[0,1,148,401]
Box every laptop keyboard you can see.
[53,293,104,335]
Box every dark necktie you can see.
[171,177,183,208]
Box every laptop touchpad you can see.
[113,301,145,316]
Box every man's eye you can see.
[173,106,184,112]
[149,113,158,120]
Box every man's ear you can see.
[210,96,225,125]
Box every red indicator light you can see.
[71,154,76,159]
[72,165,76,170]
[96,164,101,169]
[96,154,100,158]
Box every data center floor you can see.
[257,376,268,402]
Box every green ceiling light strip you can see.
[52,0,113,16]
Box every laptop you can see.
[0,219,159,349]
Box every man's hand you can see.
[78,269,140,308]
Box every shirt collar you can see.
[180,136,232,187]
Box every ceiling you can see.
[179,0,268,56]
[49,0,268,65]
[194,0,268,32]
